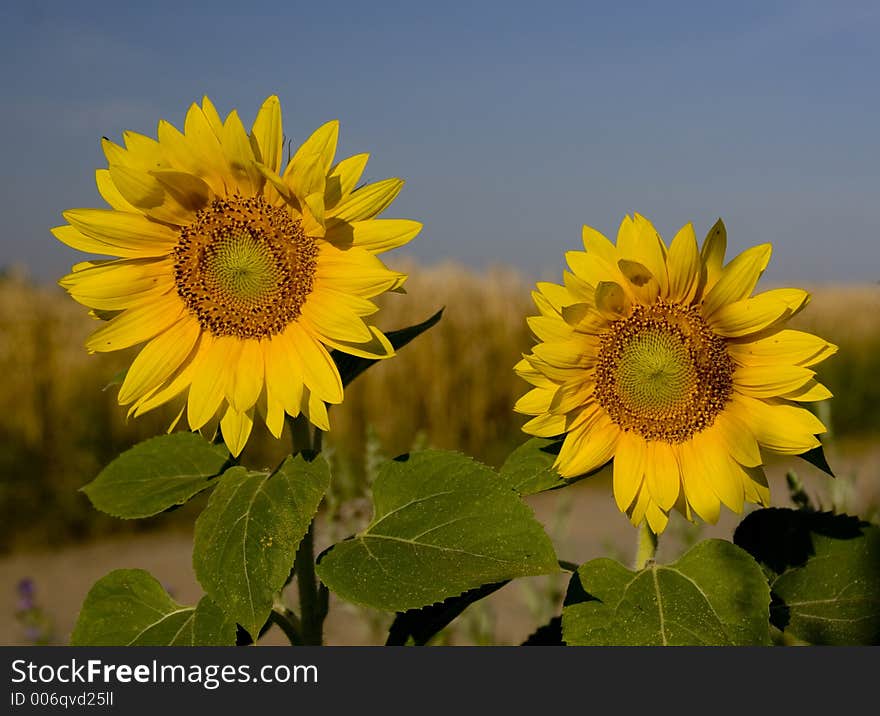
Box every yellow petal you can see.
[735,364,815,398]
[133,334,211,416]
[782,379,833,402]
[527,315,575,343]
[709,409,762,468]
[514,358,556,390]
[61,209,178,258]
[531,337,597,370]
[117,316,201,404]
[708,288,809,338]
[318,325,395,361]
[666,222,700,303]
[96,169,137,212]
[554,417,620,478]
[264,390,286,439]
[303,387,330,431]
[566,250,626,291]
[618,259,660,305]
[325,153,369,209]
[729,393,825,454]
[300,288,373,343]
[563,270,594,304]
[727,329,837,367]
[227,339,265,412]
[691,431,744,513]
[60,257,174,310]
[187,335,236,430]
[250,95,283,174]
[315,243,407,297]
[645,441,681,511]
[285,322,344,404]
[613,430,646,512]
[581,224,618,263]
[155,170,213,212]
[200,96,225,136]
[107,165,196,225]
[617,214,668,295]
[549,378,595,415]
[514,387,555,415]
[324,218,421,254]
[645,503,670,535]
[284,120,338,199]
[85,292,184,352]
[740,464,771,507]
[702,243,772,318]
[678,440,721,524]
[628,483,652,528]
[700,219,727,294]
[220,405,254,458]
[264,331,305,416]
[327,178,403,223]
[595,281,630,320]
[522,412,566,438]
[222,110,263,196]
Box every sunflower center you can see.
[595,301,733,442]
[173,196,317,339]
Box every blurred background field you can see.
[2,263,879,644]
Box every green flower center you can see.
[174,196,318,339]
[616,329,697,415]
[595,301,733,442]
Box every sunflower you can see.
[515,214,835,534]
[55,95,421,456]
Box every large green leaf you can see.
[562,539,770,645]
[498,437,609,495]
[81,432,230,518]
[332,309,443,387]
[734,508,880,644]
[192,454,330,639]
[316,450,558,612]
[70,569,235,646]
[498,438,566,494]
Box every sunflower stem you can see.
[287,418,326,645]
[269,607,303,646]
[294,520,322,645]
[634,522,658,570]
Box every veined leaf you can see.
[192,453,330,639]
[317,450,558,612]
[734,508,880,645]
[81,432,230,518]
[499,437,567,494]
[70,569,235,646]
[562,539,770,645]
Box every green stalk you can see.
[287,417,325,646]
[634,522,658,570]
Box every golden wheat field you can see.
[0,262,878,552]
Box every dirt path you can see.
[3,442,876,646]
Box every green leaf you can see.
[332,308,443,387]
[386,581,508,645]
[81,432,230,519]
[70,569,235,646]
[797,445,835,477]
[316,450,558,612]
[499,438,566,494]
[562,539,771,645]
[499,438,609,495]
[734,508,880,645]
[192,453,330,639]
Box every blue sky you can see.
[1,0,878,283]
